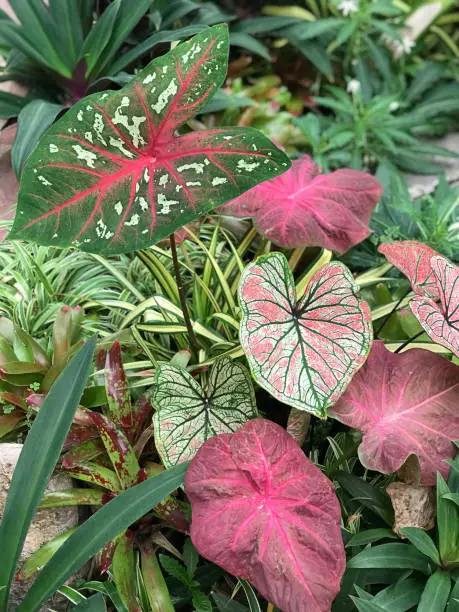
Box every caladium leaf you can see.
[329,341,459,485]
[220,156,382,254]
[153,356,257,467]
[410,256,459,358]
[378,241,440,299]
[238,252,372,416]
[184,418,345,612]
[9,25,290,255]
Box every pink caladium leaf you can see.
[378,241,441,299]
[329,341,459,485]
[9,25,290,255]
[410,256,459,357]
[184,418,345,612]
[238,252,372,416]
[219,156,382,253]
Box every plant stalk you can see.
[394,330,425,353]
[169,233,198,352]
[375,287,411,338]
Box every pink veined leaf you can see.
[219,155,382,253]
[184,418,345,612]
[329,341,459,485]
[378,241,441,299]
[238,252,373,416]
[8,25,290,255]
[410,256,459,357]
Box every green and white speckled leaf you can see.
[9,24,290,255]
[153,357,257,467]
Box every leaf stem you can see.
[169,233,198,352]
[374,287,411,338]
[394,330,425,353]
[287,408,311,447]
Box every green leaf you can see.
[374,577,424,611]
[39,488,106,509]
[0,91,29,119]
[229,32,271,61]
[192,590,213,612]
[418,570,451,612]
[140,546,174,612]
[0,338,95,611]
[74,592,107,611]
[48,0,91,65]
[111,532,138,610]
[183,538,199,579]
[347,543,430,572]
[346,529,399,547]
[159,554,190,586]
[212,592,249,611]
[10,25,290,255]
[153,356,257,467]
[350,597,387,612]
[12,100,65,176]
[437,474,459,565]
[239,579,261,612]
[80,0,121,78]
[17,462,189,611]
[447,578,459,611]
[17,527,77,580]
[400,527,440,565]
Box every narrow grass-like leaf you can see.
[400,528,440,565]
[0,337,95,610]
[418,570,451,612]
[18,462,189,611]
[347,543,430,572]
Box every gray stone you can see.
[0,443,80,610]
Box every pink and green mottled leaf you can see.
[104,341,134,438]
[238,252,372,417]
[329,341,459,485]
[378,241,441,299]
[410,256,459,358]
[184,418,345,612]
[9,25,290,255]
[90,412,145,489]
[219,156,382,254]
[153,356,257,467]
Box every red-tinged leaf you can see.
[62,438,105,468]
[27,393,94,426]
[378,241,441,299]
[104,341,134,437]
[39,488,108,509]
[65,461,121,492]
[410,256,459,358]
[154,497,190,534]
[0,412,24,437]
[184,418,345,612]
[329,341,459,485]
[9,25,290,255]
[90,412,144,489]
[132,394,154,440]
[63,425,99,451]
[97,539,118,574]
[219,156,382,254]
[238,252,372,416]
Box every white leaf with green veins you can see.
[153,357,257,467]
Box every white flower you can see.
[338,0,358,16]
[401,36,415,54]
[346,79,361,95]
[389,101,400,112]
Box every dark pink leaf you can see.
[219,156,382,253]
[410,256,459,357]
[329,341,459,485]
[185,418,345,612]
[378,241,441,299]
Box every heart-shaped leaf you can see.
[238,252,372,416]
[410,256,459,357]
[9,25,290,255]
[220,156,382,254]
[184,418,345,612]
[329,341,459,485]
[153,357,258,467]
[378,241,440,299]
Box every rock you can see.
[387,481,436,536]
[0,443,80,610]
[403,132,459,199]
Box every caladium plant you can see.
[329,341,459,485]
[9,25,290,255]
[153,357,257,467]
[219,155,382,253]
[238,251,372,416]
[379,241,459,357]
[184,418,345,612]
